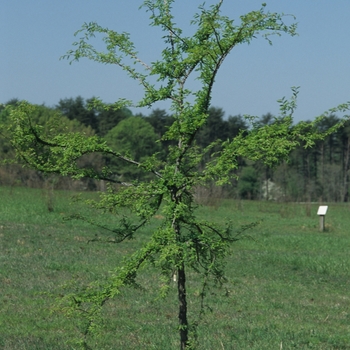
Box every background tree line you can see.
[1,96,349,202]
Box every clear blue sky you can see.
[2,1,350,122]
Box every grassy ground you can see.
[1,186,350,349]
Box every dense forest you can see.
[1,97,349,202]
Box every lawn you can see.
[1,186,350,349]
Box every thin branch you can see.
[125,49,152,71]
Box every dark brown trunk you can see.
[178,264,188,349]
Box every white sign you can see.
[317,206,328,216]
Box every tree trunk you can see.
[178,263,188,349]
[265,167,269,200]
[320,143,324,202]
[342,137,350,202]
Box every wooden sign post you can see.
[317,206,328,232]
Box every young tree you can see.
[5,1,350,348]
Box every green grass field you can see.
[1,186,350,349]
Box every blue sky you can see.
[2,1,350,122]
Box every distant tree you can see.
[196,107,227,148]
[250,113,276,199]
[3,98,20,107]
[314,115,350,201]
[56,96,98,130]
[237,166,259,199]
[339,120,350,201]
[317,114,342,165]
[145,108,174,138]
[95,104,132,136]
[104,116,160,180]
[255,112,275,128]
[145,109,175,159]
[227,114,248,138]
[6,1,349,349]
[281,115,346,202]
[226,114,248,172]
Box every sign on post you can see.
[317,206,328,232]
